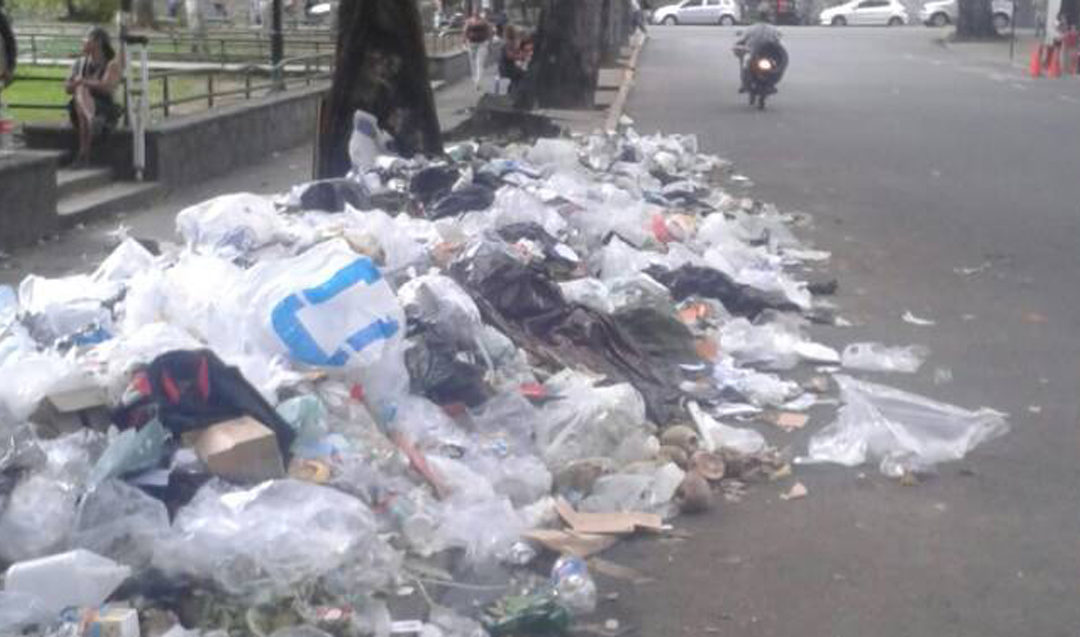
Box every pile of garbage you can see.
[0,114,1009,637]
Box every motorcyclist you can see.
[733,11,786,94]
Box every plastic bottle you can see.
[549,555,597,616]
[387,493,441,556]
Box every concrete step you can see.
[57,166,114,199]
[57,180,164,224]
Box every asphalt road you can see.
[605,26,1080,637]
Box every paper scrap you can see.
[780,482,808,501]
[902,310,936,326]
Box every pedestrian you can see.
[65,26,122,167]
[463,8,493,91]
[498,25,527,93]
[631,0,648,35]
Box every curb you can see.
[604,32,648,132]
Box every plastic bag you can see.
[398,273,483,345]
[18,273,117,341]
[558,278,615,314]
[4,549,130,615]
[841,343,928,374]
[719,317,839,370]
[580,462,685,517]
[92,238,156,283]
[712,357,800,407]
[688,401,766,455]
[72,479,171,568]
[277,395,331,458]
[244,239,405,371]
[800,375,1009,476]
[526,138,579,169]
[175,193,282,257]
[87,420,170,490]
[348,110,391,173]
[0,591,50,633]
[537,372,653,470]
[0,350,85,421]
[0,473,78,562]
[492,186,568,237]
[437,496,524,564]
[156,479,383,596]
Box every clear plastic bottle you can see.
[549,555,597,616]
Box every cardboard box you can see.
[193,416,285,483]
[31,384,112,437]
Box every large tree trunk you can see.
[526,0,603,109]
[134,0,157,28]
[316,0,443,179]
[956,0,997,38]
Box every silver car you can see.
[652,0,743,26]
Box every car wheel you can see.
[888,16,903,25]
[831,15,846,25]
[662,15,677,25]
[930,12,949,26]
[720,14,736,25]
[993,12,1009,31]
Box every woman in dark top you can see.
[498,25,525,90]
[65,27,121,166]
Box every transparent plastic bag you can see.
[800,375,1009,476]
[437,496,524,565]
[841,343,928,374]
[559,278,615,314]
[0,473,78,562]
[72,479,171,568]
[398,273,483,345]
[526,138,579,170]
[719,317,839,370]
[87,420,170,490]
[537,373,653,470]
[580,462,685,517]
[712,357,800,407]
[0,591,50,633]
[18,273,117,341]
[92,238,157,283]
[550,556,597,616]
[688,401,766,455]
[155,479,383,596]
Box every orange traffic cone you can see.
[1048,44,1062,78]
[1030,44,1044,77]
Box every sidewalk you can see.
[939,28,1040,70]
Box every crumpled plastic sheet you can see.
[800,375,1009,476]
[720,315,839,370]
[155,479,391,597]
[72,478,171,568]
[841,342,929,374]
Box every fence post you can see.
[31,35,37,65]
[163,75,171,117]
[122,77,130,127]
[220,39,226,66]
[245,72,251,99]
[208,75,214,108]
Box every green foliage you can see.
[8,0,119,22]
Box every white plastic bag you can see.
[92,238,157,283]
[841,343,928,374]
[4,549,130,615]
[801,375,1009,476]
[687,401,766,455]
[244,239,405,371]
[175,193,282,257]
[559,278,615,314]
[18,273,117,339]
[719,317,839,370]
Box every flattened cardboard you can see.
[522,529,619,558]
[554,498,664,535]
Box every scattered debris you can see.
[779,482,808,501]
[901,310,936,326]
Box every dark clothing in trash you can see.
[497,222,579,277]
[645,264,800,318]
[405,333,490,407]
[452,244,685,423]
[112,350,296,458]
[429,184,495,219]
[410,165,460,205]
[295,179,371,212]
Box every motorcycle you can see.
[733,40,787,110]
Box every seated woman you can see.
[65,27,122,167]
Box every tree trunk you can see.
[526,0,603,109]
[134,0,157,28]
[956,0,997,38]
[316,0,443,179]
[66,0,77,18]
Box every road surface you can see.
[607,25,1080,637]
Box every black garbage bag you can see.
[496,222,580,277]
[451,242,566,320]
[410,165,461,205]
[429,183,496,219]
[613,307,699,365]
[112,350,296,458]
[293,178,371,212]
[645,264,800,318]
[405,334,489,407]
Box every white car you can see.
[652,0,742,26]
[919,0,1013,29]
[820,0,909,25]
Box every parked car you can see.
[919,0,1013,29]
[652,0,742,26]
[820,0,908,25]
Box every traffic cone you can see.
[1030,44,1044,77]
[1048,44,1062,78]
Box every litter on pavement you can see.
[0,112,1009,637]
